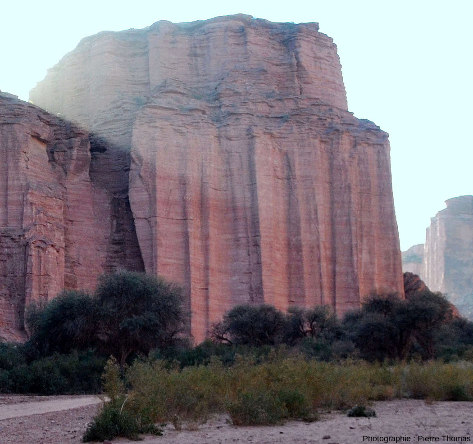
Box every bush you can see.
[227,390,288,425]
[276,388,311,419]
[0,343,26,370]
[345,291,455,361]
[212,304,286,346]
[295,338,355,362]
[1,350,105,394]
[85,354,473,435]
[94,271,186,365]
[402,362,473,400]
[285,306,342,345]
[83,400,162,442]
[24,271,187,366]
[26,291,96,356]
[434,318,473,361]
[349,312,400,362]
[407,291,455,359]
[125,358,227,429]
[0,369,12,392]
[347,405,376,417]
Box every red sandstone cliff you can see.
[17,15,404,342]
[0,94,143,341]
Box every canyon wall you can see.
[422,196,473,318]
[17,15,404,342]
[402,244,424,276]
[0,94,143,341]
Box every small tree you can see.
[349,312,400,361]
[405,290,454,359]
[25,272,186,366]
[434,317,473,360]
[345,291,455,361]
[284,306,341,345]
[26,290,96,356]
[212,304,286,346]
[94,271,186,365]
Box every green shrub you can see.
[402,362,473,400]
[0,369,12,392]
[94,271,186,365]
[85,355,473,434]
[0,343,26,370]
[212,304,286,346]
[347,405,376,417]
[299,338,333,361]
[83,400,162,442]
[24,272,187,366]
[227,390,288,425]
[26,291,96,356]
[126,358,227,429]
[1,350,104,394]
[434,318,473,361]
[151,340,237,367]
[276,388,311,418]
[285,306,342,345]
[28,358,69,394]
[343,291,457,361]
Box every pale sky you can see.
[1,0,472,250]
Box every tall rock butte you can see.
[2,15,404,342]
[403,196,473,319]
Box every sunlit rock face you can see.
[0,94,143,341]
[29,15,403,342]
[422,196,473,319]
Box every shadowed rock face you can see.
[0,95,143,341]
[403,272,429,299]
[26,15,403,342]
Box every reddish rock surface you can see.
[403,272,429,299]
[0,94,143,341]
[23,15,403,342]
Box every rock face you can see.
[0,94,143,341]
[402,244,424,276]
[23,15,404,342]
[422,196,473,318]
[403,272,429,299]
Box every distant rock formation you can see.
[402,244,424,276]
[403,196,473,319]
[1,15,404,342]
[424,196,473,318]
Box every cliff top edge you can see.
[75,14,321,47]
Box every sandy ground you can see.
[0,397,100,444]
[0,397,471,444]
[0,395,103,420]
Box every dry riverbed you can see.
[0,397,471,444]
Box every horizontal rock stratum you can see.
[2,15,403,342]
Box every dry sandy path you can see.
[0,395,103,420]
[0,397,472,443]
